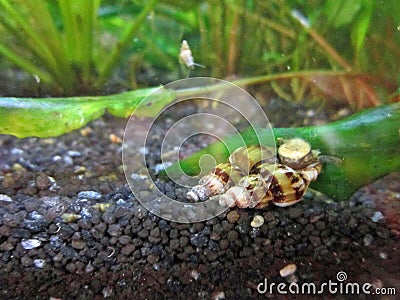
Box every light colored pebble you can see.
[62,155,73,165]
[61,213,81,223]
[21,239,41,250]
[33,259,45,268]
[52,155,62,162]
[139,147,148,155]
[11,148,23,155]
[102,287,113,298]
[131,173,147,180]
[211,291,225,300]
[0,194,13,202]
[78,190,102,200]
[190,269,200,280]
[371,211,384,223]
[42,196,61,207]
[154,162,172,174]
[251,215,264,228]
[67,150,81,157]
[279,263,297,277]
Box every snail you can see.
[187,138,322,209]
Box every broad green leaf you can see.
[164,102,400,201]
[0,86,176,138]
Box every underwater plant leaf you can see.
[350,0,374,60]
[164,102,400,201]
[0,86,176,138]
[324,0,362,28]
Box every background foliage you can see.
[0,0,399,106]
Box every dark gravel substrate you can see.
[0,99,399,300]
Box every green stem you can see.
[98,0,159,85]
[164,102,400,201]
[0,0,74,92]
[0,44,53,83]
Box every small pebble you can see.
[250,215,264,228]
[10,148,23,155]
[67,150,81,157]
[61,213,81,223]
[62,155,73,165]
[363,234,373,246]
[211,291,225,300]
[78,191,102,200]
[36,173,51,190]
[33,259,45,268]
[92,203,111,212]
[0,241,14,251]
[80,127,93,136]
[190,269,200,280]
[102,287,113,298]
[85,263,95,273]
[227,211,240,223]
[288,207,303,219]
[154,163,171,173]
[0,194,12,202]
[21,239,41,250]
[109,134,123,144]
[371,211,384,223]
[52,155,62,162]
[379,252,388,259]
[279,263,297,277]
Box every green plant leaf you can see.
[163,102,400,201]
[0,86,176,138]
[351,0,374,62]
[324,0,362,28]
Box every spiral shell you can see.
[187,139,322,209]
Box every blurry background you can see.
[0,0,399,108]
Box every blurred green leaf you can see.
[324,0,362,28]
[351,0,374,63]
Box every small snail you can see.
[187,138,322,209]
[179,40,204,69]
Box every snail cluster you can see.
[186,138,322,209]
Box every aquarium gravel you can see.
[0,100,399,299]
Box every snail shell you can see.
[278,138,318,169]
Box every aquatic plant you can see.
[0,86,176,138]
[0,76,399,202]
[165,101,400,201]
[147,0,400,107]
[1,0,399,103]
[0,0,158,95]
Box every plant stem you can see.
[0,44,53,83]
[291,10,352,71]
[98,0,159,86]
